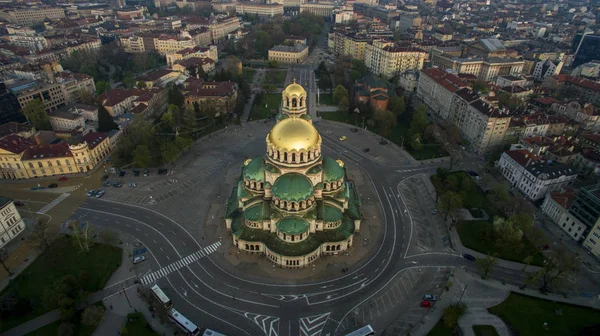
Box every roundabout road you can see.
[72,124,474,336]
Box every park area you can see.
[262,70,287,87]
[489,293,600,336]
[248,93,281,121]
[0,236,122,332]
[242,68,256,82]
[122,312,160,336]
[318,93,335,106]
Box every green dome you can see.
[300,114,312,120]
[276,113,289,121]
[272,173,314,202]
[243,157,265,181]
[276,217,309,235]
[244,202,269,221]
[323,157,345,182]
[317,203,343,222]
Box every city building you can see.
[135,69,180,88]
[551,101,600,132]
[236,3,284,17]
[466,38,512,59]
[268,44,309,64]
[300,2,335,17]
[354,76,390,112]
[0,6,65,26]
[329,31,370,61]
[572,34,600,68]
[541,188,587,242]
[98,88,168,118]
[496,149,577,201]
[431,52,525,82]
[544,75,600,107]
[184,16,241,43]
[0,83,25,125]
[225,81,362,268]
[583,217,600,258]
[48,109,86,132]
[456,97,512,154]
[352,3,398,24]
[363,40,427,79]
[165,45,218,66]
[0,197,25,249]
[172,57,216,76]
[416,68,467,120]
[181,78,238,115]
[532,59,562,82]
[5,33,48,52]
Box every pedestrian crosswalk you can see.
[37,193,70,214]
[140,241,222,285]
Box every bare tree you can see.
[0,248,12,276]
[29,218,55,251]
[68,221,94,253]
[536,245,580,293]
[475,254,497,279]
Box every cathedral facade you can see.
[225,81,362,268]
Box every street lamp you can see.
[456,283,468,306]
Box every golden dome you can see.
[267,118,321,152]
[283,80,306,97]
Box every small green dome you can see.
[276,113,289,121]
[300,114,312,120]
[317,203,343,222]
[243,157,265,181]
[323,157,344,182]
[276,217,309,235]
[272,173,314,202]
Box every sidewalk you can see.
[3,249,174,336]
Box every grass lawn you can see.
[123,312,160,336]
[386,123,447,160]
[263,70,287,87]
[0,236,121,332]
[489,293,600,336]
[427,320,454,336]
[24,302,104,336]
[473,325,499,336]
[318,93,335,106]
[242,68,256,82]
[456,221,545,266]
[431,171,493,216]
[248,93,281,121]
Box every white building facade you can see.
[0,197,25,249]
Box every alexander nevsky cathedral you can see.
[225,81,363,268]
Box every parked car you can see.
[101,174,108,181]
[339,136,347,141]
[420,301,433,308]
[14,201,24,206]
[363,148,370,152]
[463,254,476,261]
[460,145,466,150]
[158,168,168,175]
[431,209,437,215]
[143,169,149,177]
[58,176,68,181]
[103,181,111,187]
[128,183,137,188]
[47,183,58,188]
[467,170,479,177]
[351,128,359,132]
[95,190,105,198]
[119,171,126,177]
[112,183,122,188]
[423,294,436,301]
[87,190,95,197]
[379,140,388,145]
[133,256,145,264]
[133,170,140,177]
[110,167,117,174]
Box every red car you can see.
[421,300,433,308]
[58,176,68,181]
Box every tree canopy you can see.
[22,99,51,130]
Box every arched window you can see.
[245,244,249,249]
[283,152,288,162]
[337,244,341,250]
[300,97,304,107]
[326,246,330,251]
[292,98,297,108]
[292,153,296,163]
[300,152,304,162]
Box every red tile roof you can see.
[0,134,35,154]
[22,143,72,160]
[533,97,557,105]
[549,187,576,210]
[136,69,175,82]
[83,132,108,150]
[554,74,600,93]
[505,149,539,166]
[521,136,554,147]
[582,132,600,145]
[421,67,466,93]
[175,57,215,68]
[182,79,237,98]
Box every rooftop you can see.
[22,142,72,160]
[269,44,308,53]
[0,133,35,154]
[422,67,466,93]
[0,122,34,138]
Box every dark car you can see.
[112,183,122,188]
[47,183,58,188]
[133,170,140,177]
[379,140,388,145]
[119,171,126,177]
[463,253,476,261]
[467,170,479,177]
[101,174,108,181]
[14,201,24,206]
[143,169,149,177]
[158,168,168,175]
[363,148,370,152]
[350,128,359,132]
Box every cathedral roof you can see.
[276,217,309,235]
[322,157,345,182]
[282,80,306,97]
[243,157,264,181]
[267,117,321,152]
[272,173,314,202]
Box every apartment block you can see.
[268,44,309,64]
[416,67,467,120]
[329,31,370,61]
[0,197,25,249]
[0,6,65,26]
[236,3,284,17]
[300,3,336,17]
[364,40,427,79]
[541,188,587,241]
[431,52,524,82]
[166,45,218,66]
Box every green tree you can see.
[57,322,75,336]
[0,248,12,276]
[175,136,193,151]
[97,229,119,246]
[133,145,152,168]
[438,191,463,222]
[161,141,180,164]
[82,305,105,327]
[374,109,397,137]
[338,97,349,112]
[28,217,55,251]
[136,81,147,89]
[197,66,206,79]
[22,99,51,130]
[95,81,111,95]
[492,217,523,251]
[388,96,406,116]
[267,60,279,68]
[475,254,497,279]
[536,244,580,293]
[97,104,119,132]
[409,104,427,136]
[411,133,423,150]
[168,86,184,107]
[510,213,534,233]
[122,73,136,89]
[443,304,466,329]
[333,85,348,104]
[351,59,368,75]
